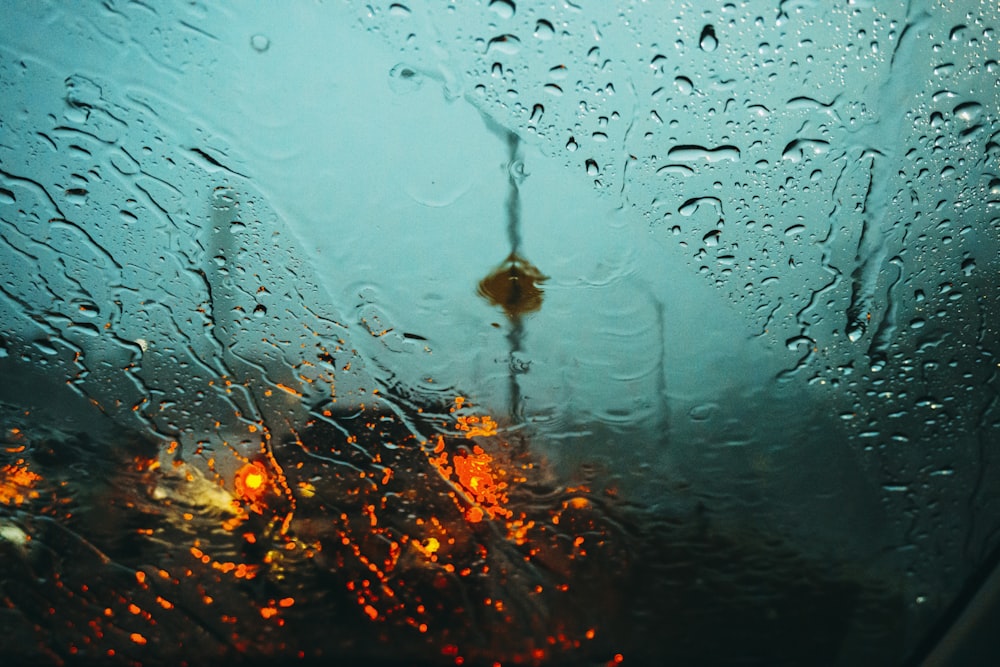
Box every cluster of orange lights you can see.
[0,399,621,666]
[428,397,512,522]
[0,461,42,506]
[451,445,511,523]
[454,414,499,439]
[427,437,512,524]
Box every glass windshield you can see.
[1,1,998,665]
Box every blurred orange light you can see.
[234,461,269,504]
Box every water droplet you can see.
[657,164,693,177]
[882,484,909,493]
[952,101,982,123]
[781,138,830,162]
[932,89,958,104]
[566,136,578,152]
[388,3,411,16]
[488,0,515,19]
[250,34,270,52]
[785,335,814,351]
[33,338,58,355]
[534,19,555,40]
[933,62,955,77]
[688,403,717,422]
[650,54,668,76]
[699,25,718,52]
[508,159,526,182]
[253,304,267,318]
[677,196,723,216]
[487,34,521,55]
[64,75,103,116]
[65,188,88,205]
[674,76,693,94]
[585,158,599,176]
[388,63,424,94]
[76,302,100,318]
[667,145,740,163]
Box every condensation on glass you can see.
[0,1,997,666]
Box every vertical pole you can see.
[503,132,525,426]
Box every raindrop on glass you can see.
[952,101,982,123]
[488,0,515,19]
[388,63,424,94]
[688,403,717,422]
[250,34,270,52]
[699,25,718,52]
[534,19,555,40]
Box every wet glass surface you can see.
[1,1,998,665]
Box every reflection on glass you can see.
[478,253,548,320]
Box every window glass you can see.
[1,1,997,665]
